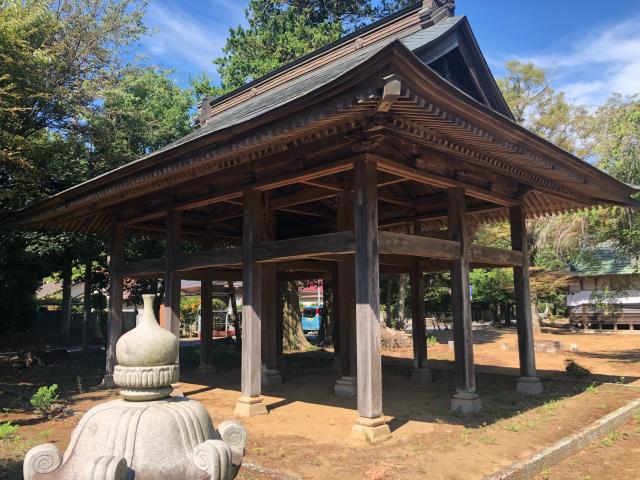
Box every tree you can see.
[282,281,311,350]
[590,95,640,256]
[86,67,194,174]
[497,60,579,153]
[213,0,412,94]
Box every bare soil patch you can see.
[1,327,639,480]
[532,414,640,480]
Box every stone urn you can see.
[23,294,247,480]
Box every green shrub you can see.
[0,422,18,441]
[426,335,437,349]
[30,384,59,416]
[564,359,590,377]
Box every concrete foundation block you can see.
[516,376,544,396]
[410,367,432,384]
[334,376,357,398]
[350,416,391,443]
[261,368,283,389]
[234,395,268,417]
[451,391,483,414]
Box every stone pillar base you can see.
[411,367,432,384]
[516,376,544,396]
[261,368,283,389]
[234,395,268,417]
[451,391,482,414]
[334,376,357,398]
[100,373,115,388]
[350,416,391,443]
[196,364,216,374]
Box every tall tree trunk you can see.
[318,279,333,345]
[61,258,72,345]
[397,273,409,329]
[228,280,241,346]
[384,276,393,327]
[82,260,92,350]
[282,281,310,351]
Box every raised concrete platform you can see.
[411,367,432,384]
[334,376,357,398]
[516,376,544,396]
[261,367,283,389]
[350,416,391,443]
[451,391,483,414]
[234,395,268,417]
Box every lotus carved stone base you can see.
[23,397,246,480]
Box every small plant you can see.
[478,434,498,445]
[0,422,18,441]
[634,410,640,425]
[564,359,590,377]
[311,456,321,466]
[506,422,521,432]
[584,383,598,394]
[543,398,562,416]
[30,384,59,416]
[426,336,437,349]
[460,428,471,446]
[601,431,621,447]
[76,376,83,394]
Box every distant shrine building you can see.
[18,1,638,440]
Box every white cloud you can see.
[512,16,640,106]
[140,1,246,81]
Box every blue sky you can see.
[139,0,640,107]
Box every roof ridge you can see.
[197,1,456,126]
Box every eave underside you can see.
[19,47,634,247]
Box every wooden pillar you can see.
[410,264,431,383]
[510,205,544,395]
[104,223,124,383]
[235,188,268,416]
[261,208,282,388]
[448,188,482,413]
[164,209,182,339]
[334,187,357,397]
[198,279,215,372]
[276,282,284,365]
[60,257,72,345]
[351,156,390,442]
[82,259,92,351]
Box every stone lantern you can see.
[23,294,247,480]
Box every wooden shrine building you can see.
[17,0,638,441]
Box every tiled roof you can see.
[570,244,640,276]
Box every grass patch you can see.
[601,431,621,447]
[478,434,498,445]
[565,359,590,377]
[0,422,18,441]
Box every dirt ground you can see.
[533,414,640,480]
[1,326,639,480]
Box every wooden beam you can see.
[469,245,523,267]
[354,156,384,421]
[378,231,460,260]
[270,187,336,209]
[374,155,519,207]
[254,158,353,191]
[118,258,165,278]
[176,246,243,271]
[253,230,356,263]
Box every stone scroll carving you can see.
[23,294,247,480]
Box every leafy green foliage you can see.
[213,0,412,93]
[30,384,59,416]
[0,421,18,441]
[564,359,590,377]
